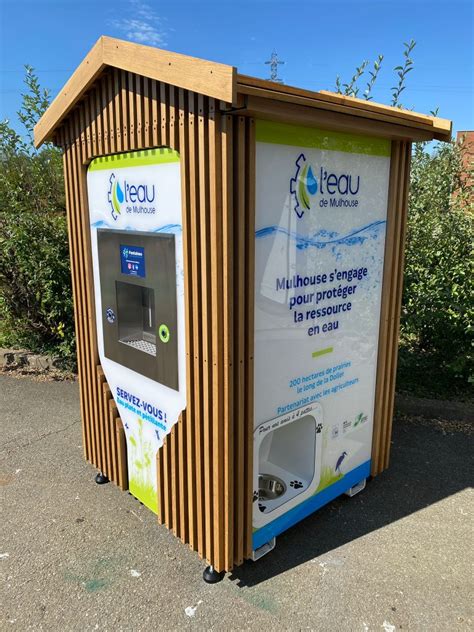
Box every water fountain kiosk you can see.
[34,36,451,581]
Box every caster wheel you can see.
[203,565,224,584]
[95,472,109,485]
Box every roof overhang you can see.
[34,36,452,148]
[34,36,237,148]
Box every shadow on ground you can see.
[230,416,473,587]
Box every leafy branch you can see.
[363,55,384,100]
[17,65,51,152]
[391,39,416,107]
[342,60,369,97]
[332,40,425,112]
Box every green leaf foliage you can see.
[398,140,473,396]
[0,67,75,369]
[1,65,472,402]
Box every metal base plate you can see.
[251,537,276,561]
[344,478,366,497]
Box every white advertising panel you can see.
[253,121,391,546]
[87,148,185,513]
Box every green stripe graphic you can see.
[312,346,334,359]
[256,120,391,157]
[88,147,180,171]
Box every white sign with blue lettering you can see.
[252,122,391,548]
[87,149,185,514]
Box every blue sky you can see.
[1,0,473,136]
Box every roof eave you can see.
[235,76,451,142]
[34,37,451,148]
[34,36,237,148]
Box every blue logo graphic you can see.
[108,173,124,221]
[290,153,318,219]
[107,173,156,221]
[290,154,361,219]
[106,308,116,324]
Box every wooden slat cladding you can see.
[60,100,129,491]
[371,141,411,475]
[56,64,408,574]
[57,68,247,572]
[156,101,257,571]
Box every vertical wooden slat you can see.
[162,437,171,529]
[221,113,234,570]
[89,91,97,157]
[168,85,178,150]
[116,418,128,490]
[84,96,91,159]
[101,73,110,156]
[156,444,165,524]
[128,72,136,150]
[233,116,246,566]
[197,94,213,563]
[188,91,203,552]
[170,425,179,536]
[121,71,129,152]
[173,93,180,537]
[97,366,107,472]
[143,77,151,148]
[95,86,103,156]
[109,398,119,483]
[160,83,168,146]
[243,118,256,559]
[107,72,116,154]
[151,80,159,146]
[135,74,143,149]
[114,69,122,154]
[79,106,86,164]
[167,106,180,537]
[178,87,190,545]
[208,98,225,569]
[102,382,112,478]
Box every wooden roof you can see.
[34,36,452,148]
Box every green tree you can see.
[397,140,473,396]
[1,60,472,397]
[0,67,75,368]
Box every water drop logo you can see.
[290,153,318,219]
[107,173,124,221]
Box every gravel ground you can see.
[1,374,472,631]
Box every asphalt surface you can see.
[1,374,472,631]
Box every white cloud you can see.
[110,0,169,47]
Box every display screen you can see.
[120,244,146,278]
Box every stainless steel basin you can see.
[259,474,286,500]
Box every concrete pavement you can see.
[1,374,472,631]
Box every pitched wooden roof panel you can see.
[34,36,451,148]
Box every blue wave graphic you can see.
[255,220,386,250]
[91,221,182,235]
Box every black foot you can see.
[203,565,224,584]
[95,472,109,485]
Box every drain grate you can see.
[120,338,156,356]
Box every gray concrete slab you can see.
[1,374,472,631]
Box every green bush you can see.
[397,141,473,397]
[0,68,75,369]
[1,67,472,396]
